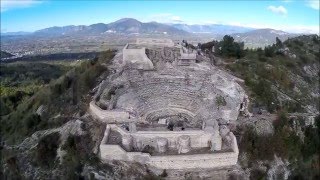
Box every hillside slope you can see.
[0,50,162,179]
[207,34,320,179]
[225,35,319,113]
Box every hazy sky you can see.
[1,0,319,33]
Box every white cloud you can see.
[149,13,184,23]
[305,0,319,10]
[171,16,182,22]
[1,0,42,12]
[267,5,288,15]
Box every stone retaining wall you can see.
[136,38,174,47]
[89,101,135,123]
[123,44,154,70]
[109,124,212,148]
[99,124,239,169]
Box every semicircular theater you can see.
[91,39,251,170]
[91,40,249,126]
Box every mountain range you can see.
[1,18,281,36]
[32,18,188,36]
[231,28,297,48]
[171,23,255,34]
[1,18,302,47]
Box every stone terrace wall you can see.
[109,124,212,148]
[99,124,239,169]
[122,44,154,70]
[148,150,238,169]
[89,101,135,123]
[136,38,174,47]
[180,47,196,60]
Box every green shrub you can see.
[0,98,11,115]
[160,169,168,177]
[24,114,41,131]
[239,112,308,163]
[258,56,268,62]
[215,35,245,58]
[239,127,274,162]
[33,132,60,168]
[293,39,304,46]
[299,55,310,64]
[250,169,266,180]
[264,46,275,57]
[302,125,320,160]
[244,75,253,87]
[251,79,277,112]
[216,95,227,109]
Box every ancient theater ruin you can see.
[89,38,249,170]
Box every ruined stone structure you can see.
[136,38,175,47]
[89,38,248,170]
[122,43,154,70]
[179,46,197,66]
[99,124,239,169]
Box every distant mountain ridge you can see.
[34,19,258,36]
[231,28,298,48]
[171,23,255,34]
[34,18,188,36]
[1,31,32,36]
[1,18,303,48]
[2,18,297,38]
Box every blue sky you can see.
[1,0,319,33]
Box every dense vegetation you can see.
[201,35,245,58]
[60,134,94,179]
[239,113,320,179]
[33,132,61,168]
[0,62,71,115]
[0,50,115,144]
[204,35,319,113]
[201,35,320,179]
[211,34,320,179]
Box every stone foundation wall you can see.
[89,101,135,123]
[123,44,154,70]
[99,124,239,169]
[136,38,174,47]
[109,124,212,149]
[148,151,238,169]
